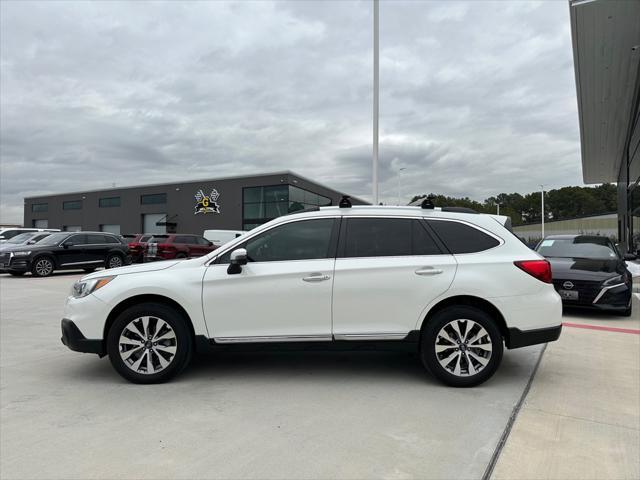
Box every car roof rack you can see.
[441,206,479,214]
[339,195,352,208]
[285,206,320,216]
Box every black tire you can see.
[175,253,187,259]
[420,306,503,387]
[31,256,55,277]
[107,303,193,384]
[621,306,632,317]
[105,254,124,269]
[83,267,96,273]
[9,271,25,277]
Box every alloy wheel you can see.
[435,319,493,377]
[118,316,177,375]
[34,258,53,276]
[108,256,123,268]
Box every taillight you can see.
[514,260,552,284]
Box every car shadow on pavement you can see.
[59,348,538,389]
[562,306,632,321]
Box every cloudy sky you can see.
[1,0,580,224]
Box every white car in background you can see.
[61,203,562,387]
[203,229,245,247]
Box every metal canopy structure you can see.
[570,0,640,184]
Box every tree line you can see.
[410,183,617,226]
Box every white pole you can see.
[397,167,406,205]
[540,185,545,239]
[372,0,379,205]
[497,203,500,215]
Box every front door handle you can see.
[415,267,444,276]
[302,273,331,282]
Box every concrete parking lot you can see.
[0,272,638,480]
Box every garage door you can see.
[143,214,166,234]
[100,224,121,234]
[33,219,48,228]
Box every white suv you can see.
[61,204,562,387]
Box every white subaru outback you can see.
[61,203,562,387]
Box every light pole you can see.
[496,202,501,215]
[540,184,545,239]
[397,167,406,205]
[372,0,379,204]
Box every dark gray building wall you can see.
[24,171,366,234]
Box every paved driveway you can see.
[1,272,542,479]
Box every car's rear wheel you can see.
[420,306,503,387]
[175,253,187,259]
[105,254,123,269]
[107,303,193,384]
[31,257,54,277]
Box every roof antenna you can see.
[421,195,435,210]
[339,195,352,208]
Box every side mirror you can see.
[227,248,247,274]
[62,241,71,249]
[624,253,637,261]
[208,241,213,247]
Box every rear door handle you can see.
[415,267,444,276]
[302,273,331,282]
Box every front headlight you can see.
[71,276,115,298]
[603,275,623,286]
[13,251,31,256]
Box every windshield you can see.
[536,238,619,260]
[6,233,36,244]
[36,232,70,245]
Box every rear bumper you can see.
[505,324,562,349]
[61,319,105,356]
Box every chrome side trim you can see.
[60,260,103,266]
[333,333,409,341]
[214,335,332,344]
[592,283,626,304]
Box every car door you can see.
[57,234,88,266]
[83,234,111,264]
[332,217,457,339]
[202,217,339,341]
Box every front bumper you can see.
[61,319,105,356]
[505,324,562,349]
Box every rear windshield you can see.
[536,238,619,260]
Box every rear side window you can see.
[427,220,500,254]
[343,218,442,258]
[175,235,197,244]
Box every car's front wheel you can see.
[107,303,193,384]
[31,256,54,277]
[420,306,503,387]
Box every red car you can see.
[145,234,216,261]
[123,234,153,263]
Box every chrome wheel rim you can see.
[435,319,492,377]
[119,316,177,375]
[35,259,53,276]
[108,256,122,268]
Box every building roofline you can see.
[24,170,367,203]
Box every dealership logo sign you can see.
[194,189,221,215]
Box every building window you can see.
[31,203,48,212]
[242,185,332,230]
[33,219,48,228]
[99,196,121,208]
[63,200,82,210]
[141,193,167,205]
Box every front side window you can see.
[221,218,335,263]
[428,220,500,254]
[65,234,88,246]
[343,218,441,258]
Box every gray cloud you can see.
[1,0,580,224]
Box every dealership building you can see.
[570,0,640,252]
[23,171,366,235]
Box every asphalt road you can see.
[0,272,542,480]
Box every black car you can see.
[0,232,130,277]
[536,234,635,316]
